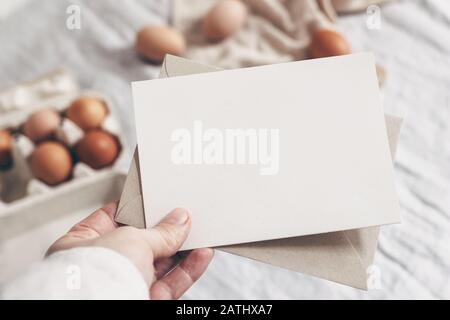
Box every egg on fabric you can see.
[0,129,13,168]
[66,96,108,131]
[135,25,186,62]
[75,130,119,169]
[202,0,248,41]
[30,141,72,185]
[308,29,351,58]
[23,109,61,142]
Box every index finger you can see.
[47,201,119,255]
[69,201,119,236]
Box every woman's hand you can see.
[47,202,214,299]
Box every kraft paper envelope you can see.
[116,55,402,289]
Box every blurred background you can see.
[0,0,449,299]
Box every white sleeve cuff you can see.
[1,247,149,300]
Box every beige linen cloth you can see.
[174,0,390,85]
[173,0,335,69]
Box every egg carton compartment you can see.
[0,70,127,239]
[1,92,125,199]
[0,171,126,242]
[0,69,79,126]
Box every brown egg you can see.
[202,0,248,41]
[75,130,119,169]
[0,129,13,168]
[30,141,72,185]
[135,25,186,62]
[308,29,351,59]
[23,109,61,142]
[66,96,108,131]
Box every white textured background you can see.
[0,0,449,299]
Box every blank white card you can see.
[132,53,400,250]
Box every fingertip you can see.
[149,247,214,300]
[150,282,173,300]
[161,207,190,225]
[193,248,215,260]
[186,248,214,268]
[101,201,119,218]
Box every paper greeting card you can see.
[131,53,400,250]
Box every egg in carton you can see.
[0,70,126,242]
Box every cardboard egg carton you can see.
[0,70,127,241]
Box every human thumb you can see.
[147,208,191,259]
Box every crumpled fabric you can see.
[173,0,336,68]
